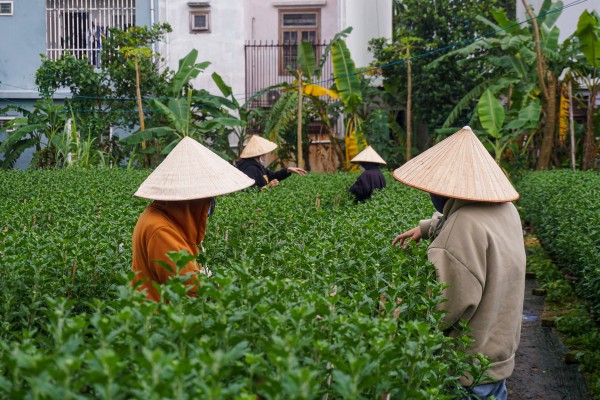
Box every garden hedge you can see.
[517,170,600,319]
[0,169,487,399]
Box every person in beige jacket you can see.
[392,127,526,400]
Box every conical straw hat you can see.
[134,136,254,201]
[350,146,386,165]
[393,126,519,202]
[240,135,278,158]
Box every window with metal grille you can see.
[0,2,13,15]
[190,11,210,33]
[279,10,320,75]
[46,0,136,67]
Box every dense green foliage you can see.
[518,170,600,319]
[369,1,513,142]
[0,170,488,399]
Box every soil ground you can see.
[506,277,592,399]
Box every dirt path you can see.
[506,277,592,399]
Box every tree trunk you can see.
[296,74,304,169]
[134,58,149,168]
[406,56,412,162]
[521,0,556,170]
[536,74,557,170]
[582,89,597,170]
[568,81,576,170]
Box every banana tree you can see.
[122,50,245,166]
[264,29,350,170]
[211,72,269,160]
[0,99,67,169]
[436,1,567,170]
[331,38,367,171]
[476,89,541,165]
[568,10,600,170]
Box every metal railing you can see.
[244,40,334,108]
[46,0,136,67]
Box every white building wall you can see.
[339,0,393,69]
[160,0,246,99]
[158,0,392,98]
[516,0,600,42]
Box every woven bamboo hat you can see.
[350,146,386,165]
[392,126,519,202]
[134,136,255,201]
[240,135,278,158]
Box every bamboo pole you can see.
[406,47,412,162]
[568,81,576,170]
[297,72,304,169]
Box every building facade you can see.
[1,0,392,111]
[0,0,392,168]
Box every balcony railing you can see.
[244,40,334,108]
[46,0,136,67]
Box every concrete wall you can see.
[245,0,340,42]
[0,1,156,168]
[516,0,600,42]
[339,0,392,69]
[160,1,245,100]
[0,0,46,105]
[0,1,155,108]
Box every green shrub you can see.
[0,170,486,398]
[518,170,600,320]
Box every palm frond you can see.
[264,92,298,142]
[442,80,494,128]
[1,138,37,169]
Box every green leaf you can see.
[517,99,541,129]
[575,10,600,68]
[171,49,209,96]
[540,0,562,29]
[442,80,494,128]
[314,27,353,79]
[121,127,175,145]
[1,138,37,169]
[491,8,516,29]
[211,72,233,98]
[297,41,317,78]
[542,26,560,55]
[161,138,182,154]
[477,89,504,138]
[331,40,362,112]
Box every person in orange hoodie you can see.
[131,137,254,302]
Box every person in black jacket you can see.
[349,146,386,202]
[236,135,306,189]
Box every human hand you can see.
[392,226,422,249]
[268,179,279,187]
[287,167,307,176]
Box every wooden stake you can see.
[297,72,304,169]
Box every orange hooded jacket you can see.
[131,198,211,301]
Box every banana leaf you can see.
[172,49,210,97]
[575,10,600,68]
[298,41,317,78]
[478,89,505,138]
[331,40,362,112]
[121,127,175,145]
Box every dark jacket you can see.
[349,163,386,201]
[236,158,291,188]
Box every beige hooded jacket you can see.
[420,198,526,386]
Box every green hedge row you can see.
[517,170,600,319]
[0,170,486,399]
